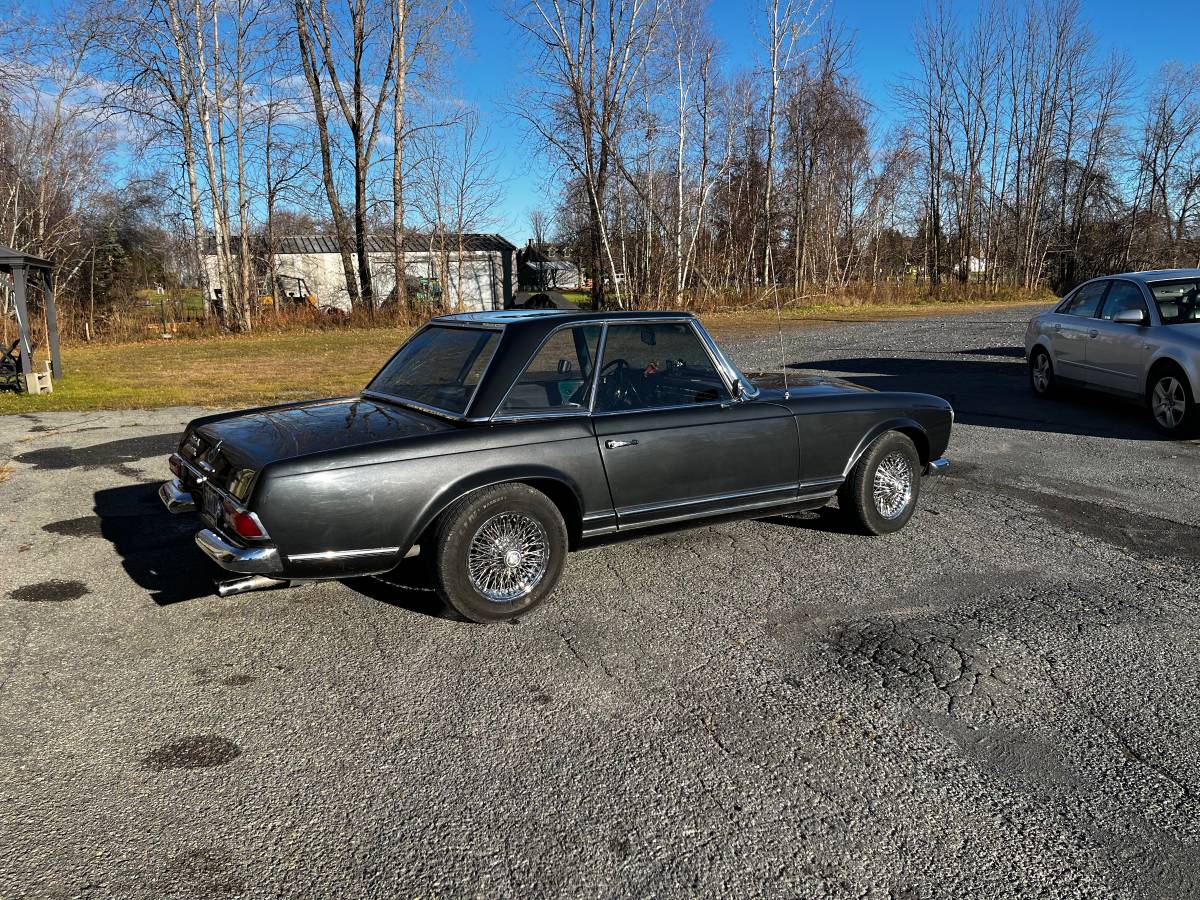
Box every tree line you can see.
[525,0,1199,309]
[0,0,1197,338]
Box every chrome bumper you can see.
[195,528,283,576]
[159,479,196,513]
[925,457,950,477]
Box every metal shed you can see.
[1,244,61,381]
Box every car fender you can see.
[400,464,586,554]
[1146,348,1200,400]
[1027,332,1054,363]
[841,416,930,478]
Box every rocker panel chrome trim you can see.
[287,546,401,563]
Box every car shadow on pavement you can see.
[92,483,225,605]
[341,564,461,621]
[788,351,1161,440]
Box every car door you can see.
[1048,279,1108,380]
[1087,278,1151,393]
[590,320,800,528]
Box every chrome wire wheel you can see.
[1031,353,1051,392]
[873,451,914,520]
[1152,376,1187,430]
[466,512,549,603]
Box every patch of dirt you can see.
[141,735,243,771]
[8,580,90,603]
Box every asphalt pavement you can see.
[2,304,1199,898]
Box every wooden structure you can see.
[0,244,61,384]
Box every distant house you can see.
[516,240,583,291]
[202,233,517,312]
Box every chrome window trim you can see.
[364,322,503,421]
[589,318,738,416]
[490,321,604,422]
[362,390,473,423]
[694,322,758,399]
[288,547,400,562]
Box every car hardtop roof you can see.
[1086,269,1200,284]
[433,308,699,327]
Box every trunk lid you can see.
[185,397,454,495]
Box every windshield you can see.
[1148,279,1200,324]
[367,325,499,415]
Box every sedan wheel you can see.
[1029,349,1054,396]
[433,483,567,623]
[1149,373,1194,436]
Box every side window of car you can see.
[1059,281,1107,317]
[1099,281,1147,321]
[498,325,602,414]
[594,322,731,412]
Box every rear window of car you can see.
[1059,280,1106,317]
[368,325,499,415]
[1148,279,1200,324]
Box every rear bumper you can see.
[925,457,949,477]
[159,479,196,513]
[195,528,283,576]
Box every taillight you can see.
[169,455,182,477]
[221,499,268,540]
[231,511,266,539]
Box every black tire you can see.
[837,432,922,536]
[1029,347,1055,397]
[1146,365,1198,438]
[432,483,567,623]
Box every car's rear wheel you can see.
[433,483,567,623]
[838,432,922,535]
[1029,348,1055,396]
[1148,367,1197,437]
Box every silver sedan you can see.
[1025,269,1200,436]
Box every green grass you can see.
[0,327,414,414]
[0,294,1049,414]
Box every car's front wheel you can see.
[1148,367,1197,437]
[433,483,567,623]
[838,432,922,535]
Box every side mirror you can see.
[1113,308,1147,326]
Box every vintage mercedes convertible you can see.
[160,310,951,621]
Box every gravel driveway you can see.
[2,305,1198,898]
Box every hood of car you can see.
[748,372,875,395]
[193,396,455,473]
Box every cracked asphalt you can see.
[3,304,1199,898]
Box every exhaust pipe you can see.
[216,575,291,598]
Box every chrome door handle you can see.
[605,439,638,449]
[1053,324,1062,332]
[1089,329,1099,338]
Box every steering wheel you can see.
[596,357,642,409]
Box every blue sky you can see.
[25,0,1198,242]
[458,0,1194,243]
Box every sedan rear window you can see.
[1148,279,1200,324]
[368,326,499,415]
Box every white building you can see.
[203,233,517,312]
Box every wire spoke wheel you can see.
[872,451,913,520]
[466,512,549,603]
[1152,376,1187,430]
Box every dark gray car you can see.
[1025,269,1200,435]
[160,310,952,622]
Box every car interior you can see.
[1150,280,1200,323]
